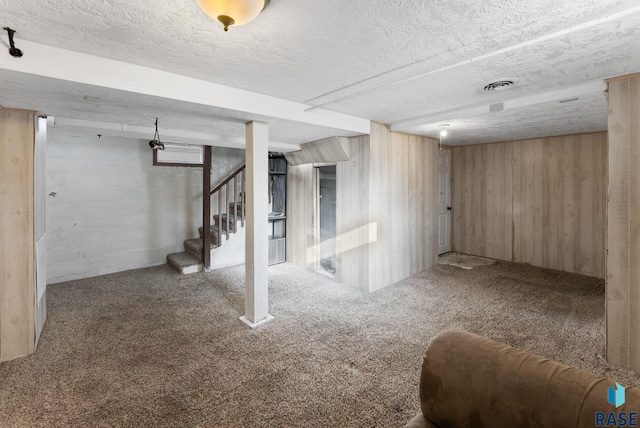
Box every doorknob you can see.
[447,207,452,211]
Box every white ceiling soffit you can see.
[49,117,300,152]
[0,69,360,147]
[0,40,370,137]
[391,80,607,145]
[413,92,608,146]
[1,0,640,145]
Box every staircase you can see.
[167,166,246,274]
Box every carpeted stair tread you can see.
[167,252,202,274]
[184,238,217,251]
[198,226,221,239]
[228,202,245,214]
[184,238,217,261]
[169,209,245,275]
[214,213,240,222]
[213,214,239,232]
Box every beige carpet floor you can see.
[1,261,639,427]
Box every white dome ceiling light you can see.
[439,124,450,150]
[196,0,271,31]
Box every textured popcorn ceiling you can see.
[1,0,640,145]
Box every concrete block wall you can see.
[46,128,244,283]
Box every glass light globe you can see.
[197,0,267,31]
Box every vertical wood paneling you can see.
[542,137,559,271]
[485,143,513,261]
[368,122,391,291]
[0,109,35,362]
[408,136,420,272]
[514,139,544,267]
[451,147,464,252]
[630,78,640,372]
[607,74,640,371]
[471,146,486,257]
[336,135,370,289]
[426,140,439,269]
[367,123,438,292]
[334,123,439,292]
[286,164,317,270]
[559,135,576,274]
[451,132,606,279]
[292,123,439,292]
[594,136,607,277]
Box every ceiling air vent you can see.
[481,80,516,92]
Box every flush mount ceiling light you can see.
[196,0,271,31]
[438,124,449,150]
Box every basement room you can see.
[1,1,640,426]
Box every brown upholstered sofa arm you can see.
[405,330,640,428]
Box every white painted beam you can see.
[390,80,607,131]
[50,117,299,152]
[240,121,273,329]
[0,41,370,135]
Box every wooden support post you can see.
[607,72,640,372]
[203,145,212,270]
[240,121,273,328]
[0,108,36,362]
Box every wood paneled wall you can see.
[452,132,607,278]
[336,135,370,289]
[607,73,640,371]
[288,123,440,292]
[0,109,35,362]
[286,164,318,271]
[367,123,439,291]
[335,123,439,292]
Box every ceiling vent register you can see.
[482,80,516,92]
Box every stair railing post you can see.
[203,145,212,270]
[218,185,223,247]
[234,175,238,226]
[241,170,246,227]
[225,182,230,240]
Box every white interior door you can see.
[437,150,451,255]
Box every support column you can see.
[607,72,640,372]
[240,121,273,328]
[0,108,36,362]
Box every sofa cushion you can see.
[420,330,640,428]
